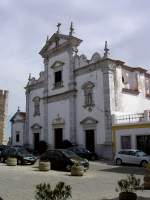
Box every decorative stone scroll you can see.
[33,96,40,116]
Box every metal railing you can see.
[114,113,145,124]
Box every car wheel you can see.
[140,160,148,167]
[116,158,122,165]
[31,161,36,165]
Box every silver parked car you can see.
[114,149,150,167]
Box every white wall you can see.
[47,51,70,96]
[76,69,106,150]
[12,121,24,146]
[114,67,150,114]
[28,87,44,146]
[115,127,150,152]
[48,99,70,147]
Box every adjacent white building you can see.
[11,25,150,158]
[10,108,26,146]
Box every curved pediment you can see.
[82,81,95,90]
[91,52,101,62]
[52,114,65,125]
[80,117,98,125]
[51,61,64,70]
[31,123,42,129]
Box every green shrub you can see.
[35,181,72,200]
[116,174,141,193]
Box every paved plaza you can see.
[0,161,149,200]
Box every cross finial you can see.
[69,22,74,36]
[57,113,60,119]
[46,35,49,42]
[17,106,20,112]
[28,73,31,81]
[56,23,61,34]
[104,41,110,58]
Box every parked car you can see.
[67,146,98,161]
[114,149,150,167]
[0,147,37,165]
[40,149,89,171]
[0,145,10,158]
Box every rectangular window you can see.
[54,71,63,88]
[137,135,150,155]
[16,133,20,142]
[55,71,62,83]
[121,136,131,149]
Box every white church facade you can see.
[11,24,150,158]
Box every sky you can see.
[0,0,150,137]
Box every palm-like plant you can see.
[116,174,141,193]
[35,182,72,200]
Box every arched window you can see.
[33,96,40,116]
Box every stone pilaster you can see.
[25,89,30,146]
[43,58,49,144]
[68,48,77,144]
[102,59,116,158]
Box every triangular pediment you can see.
[39,33,82,58]
[31,123,42,129]
[80,117,98,125]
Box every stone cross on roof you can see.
[69,22,74,36]
[56,23,61,34]
[104,41,110,58]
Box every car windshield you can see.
[136,151,147,156]
[62,150,80,159]
[17,148,29,154]
[78,148,89,153]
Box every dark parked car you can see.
[40,149,89,171]
[1,147,37,165]
[0,145,10,158]
[67,146,98,161]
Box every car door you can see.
[118,151,129,163]
[128,151,139,164]
[53,152,66,170]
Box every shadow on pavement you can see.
[102,197,150,200]
[99,166,146,175]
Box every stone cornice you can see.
[122,88,139,95]
[74,61,103,76]
[25,81,45,92]
[43,89,77,103]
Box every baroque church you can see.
[11,23,150,158]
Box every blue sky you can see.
[0,0,150,138]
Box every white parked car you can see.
[114,149,150,167]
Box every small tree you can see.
[35,182,72,200]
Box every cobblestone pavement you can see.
[0,161,149,200]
